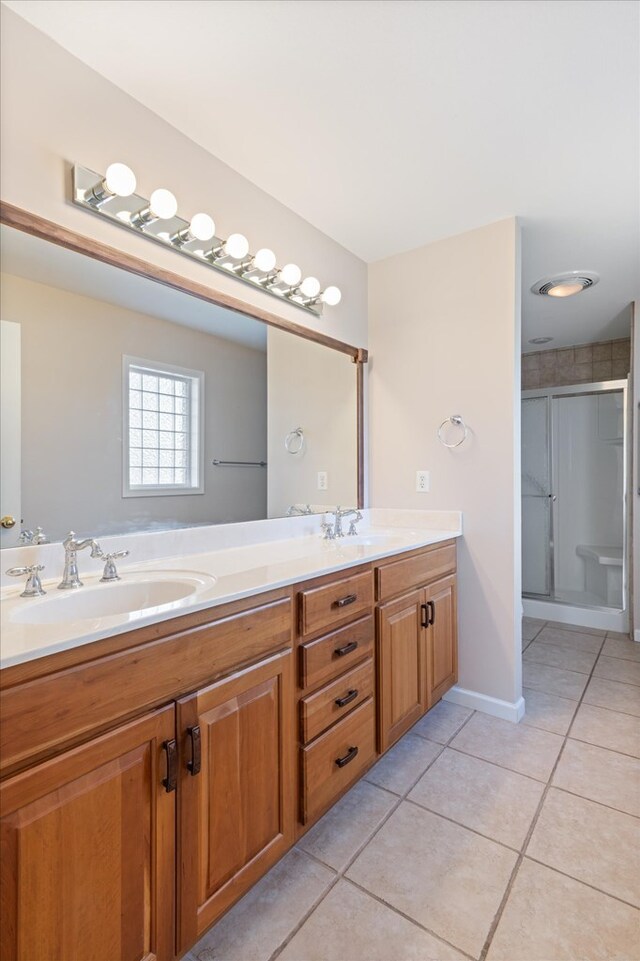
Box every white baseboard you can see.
[444,686,525,723]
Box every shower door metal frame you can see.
[522,379,629,613]
[521,392,555,599]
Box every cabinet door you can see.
[0,705,176,961]
[377,589,427,752]
[178,649,294,949]
[425,574,458,707]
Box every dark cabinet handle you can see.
[420,603,429,628]
[428,600,435,626]
[187,725,201,776]
[334,593,357,608]
[334,640,358,657]
[335,745,359,768]
[162,739,177,793]
[335,689,358,708]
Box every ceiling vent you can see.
[531,271,600,298]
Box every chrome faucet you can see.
[286,504,313,516]
[325,507,362,539]
[19,526,50,545]
[58,531,103,590]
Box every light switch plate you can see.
[317,471,328,491]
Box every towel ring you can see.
[437,415,468,449]
[285,427,305,454]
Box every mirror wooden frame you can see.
[0,201,367,510]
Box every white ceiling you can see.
[4,0,639,351]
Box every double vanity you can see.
[0,508,461,961]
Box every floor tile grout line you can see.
[270,712,479,961]
[445,742,557,785]
[522,684,584,704]
[522,853,640,910]
[590,672,640,690]
[402,795,524,856]
[545,781,640,819]
[567,732,640,762]
[344,875,479,961]
[266,869,342,961]
[478,629,608,961]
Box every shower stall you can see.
[521,380,628,633]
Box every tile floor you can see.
[187,619,640,961]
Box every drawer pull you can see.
[334,640,358,657]
[335,688,359,708]
[427,600,435,626]
[162,739,178,793]
[334,593,357,608]
[335,745,359,768]
[187,725,201,776]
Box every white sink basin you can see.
[10,571,216,626]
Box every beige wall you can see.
[1,272,267,541]
[369,218,522,710]
[522,336,631,390]
[267,328,357,517]
[0,7,367,350]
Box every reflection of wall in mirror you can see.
[267,327,358,517]
[0,320,21,546]
[0,272,267,542]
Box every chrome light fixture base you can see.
[72,165,327,317]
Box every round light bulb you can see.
[149,188,178,220]
[547,282,584,298]
[279,263,302,286]
[189,212,216,242]
[253,248,277,272]
[224,233,250,259]
[321,285,342,306]
[300,276,321,298]
[104,162,137,197]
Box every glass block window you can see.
[123,357,204,497]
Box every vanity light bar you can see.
[72,164,342,317]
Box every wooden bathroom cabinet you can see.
[0,541,457,961]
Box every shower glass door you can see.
[522,396,553,596]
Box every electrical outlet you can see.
[416,470,430,492]
[317,471,328,491]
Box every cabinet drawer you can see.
[300,658,374,744]
[299,571,373,638]
[376,543,456,602]
[301,697,376,824]
[299,616,374,690]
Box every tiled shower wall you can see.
[522,338,631,390]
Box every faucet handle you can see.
[100,550,130,583]
[347,511,363,536]
[7,564,46,597]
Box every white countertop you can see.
[0,509,462,670]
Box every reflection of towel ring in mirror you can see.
[285,427,305,454]
[437,415,468,449]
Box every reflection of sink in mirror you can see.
[9,572,216,626]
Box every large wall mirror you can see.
[0,208,365,548]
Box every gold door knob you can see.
[1,515,16,529]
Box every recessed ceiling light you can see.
[531,271,599,298]
[529,337,554,345]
